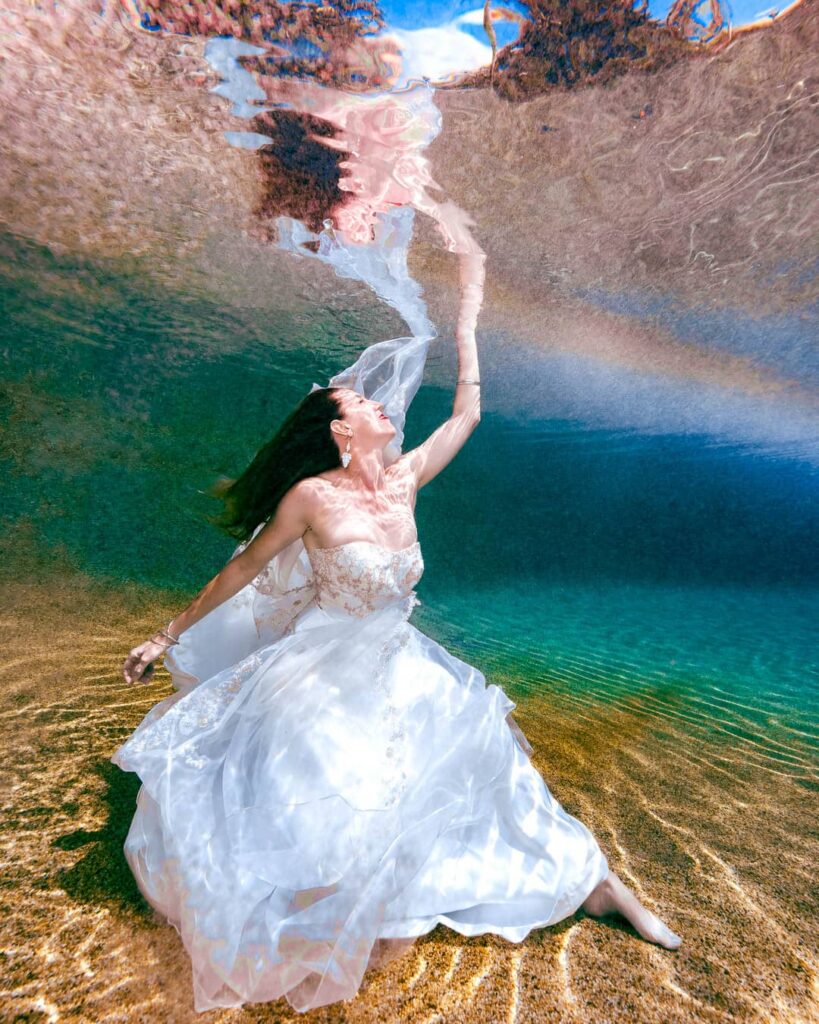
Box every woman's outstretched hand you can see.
[123,638,173,685]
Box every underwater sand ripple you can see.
[1,573,817,1023]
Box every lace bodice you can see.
[307,540,424,618]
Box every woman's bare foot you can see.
[582,871,682,950]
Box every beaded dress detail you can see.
[308,539,423,617]
[112,539,609,1015]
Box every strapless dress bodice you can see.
[306,539,424,618]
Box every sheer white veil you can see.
[165,206,437,691]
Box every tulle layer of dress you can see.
[113,572,609,1014]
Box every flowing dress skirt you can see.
[113,594,609,1013]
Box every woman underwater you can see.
[116,305,682,1015]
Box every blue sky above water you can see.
[376,0,788,34]
[362,0,800,83]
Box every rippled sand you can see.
[2,569,815,1023]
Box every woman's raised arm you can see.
[397,329,482,491]
[397,244,485,491]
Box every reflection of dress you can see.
[112,539,609,1014]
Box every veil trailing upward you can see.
[164,41,485,695]
[165,207,439,693]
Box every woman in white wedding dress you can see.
[115,320,682,1014]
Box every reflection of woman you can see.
[219,32,475,250]
[116,309,681,1013]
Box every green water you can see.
[2,231,817,744]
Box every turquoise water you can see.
[3,231,816,738]
[420,580,818,747]
[416,418,818,746]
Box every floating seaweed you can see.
[666,0,727,44]
[128,0,403,95]
[136,0,383,64]
[458,0,695,101]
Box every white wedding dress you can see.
[112,536,610,1014]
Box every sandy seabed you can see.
[1,569,815,1024]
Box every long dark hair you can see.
[209,387,346,542]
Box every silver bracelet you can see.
[156,625,180,646]
[456,379,481,385]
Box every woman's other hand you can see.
[123,638,173,685]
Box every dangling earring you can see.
[340,433,352,469]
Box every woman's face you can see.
[335,389,394,445]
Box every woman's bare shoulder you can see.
[283,473,342,516]
[286,475,330,502]
[395,453,417,469]
[385,456,419,505]
[387,454,418,484]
